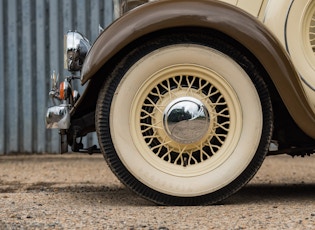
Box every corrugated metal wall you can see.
[0,0,114,154]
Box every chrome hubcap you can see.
[163,97,210,144]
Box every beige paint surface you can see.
[219,0,264,16]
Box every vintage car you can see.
[46,0,315,205]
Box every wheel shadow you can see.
[16,181,315,206]
[224,183,315,205]
[63,182,315,206]
[56,184,156,206]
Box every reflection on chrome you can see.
[65,31,91,71]
[163,97,210,144]
[46,105,70,129]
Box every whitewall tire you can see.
[96,31,273,205]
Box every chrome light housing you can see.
[64,31,91,72]
[46,104,70,129]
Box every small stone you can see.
[158,227,169,230]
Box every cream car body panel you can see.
[219,0,264,17]
[225,0,315,125]
[263,0,315,114]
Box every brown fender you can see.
[79,0,315,139]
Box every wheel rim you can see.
[131,65,242,177]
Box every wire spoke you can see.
[140,73,230,167]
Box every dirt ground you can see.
[1,153,315,229]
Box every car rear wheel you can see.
[96,31,273,205]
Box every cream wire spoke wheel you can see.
[96,32,273,205]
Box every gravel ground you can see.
[0,153,315,229]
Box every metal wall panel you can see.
[0,0,113,154]
[0,1,4,154]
